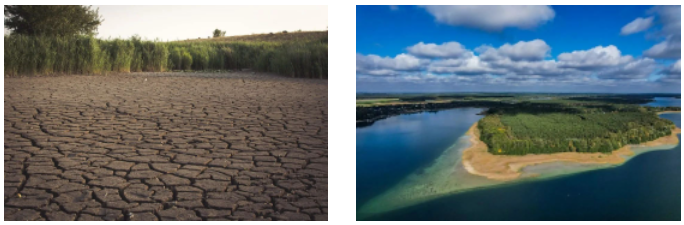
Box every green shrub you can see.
[169,47,182,70]
[189,45,210,70]
[106,39,134,72]
[181,51,193,71]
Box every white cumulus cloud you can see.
[358,40,668,87]
[478,39,551,61]
[422,5,555,31]
[427,56,503,75]
[658,59,681,83]
[597,58,657,80]
[356,53,428,76]
[557,45,633,70]
[406,42,472,58]
[644,40,681,59]
[620,16,654,35]
[671,59,681,73]
[643,6,681,59]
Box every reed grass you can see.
[4,34,327,79]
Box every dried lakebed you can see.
[4,72,328,221]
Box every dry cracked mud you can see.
[4,72,328,221]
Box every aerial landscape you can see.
[4,5,328,221]
[356,5,681,220]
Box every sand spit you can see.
[657,110,681,115]
[462,123,681,181]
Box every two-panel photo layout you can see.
[2,3,682,222]
[356,5,681,221]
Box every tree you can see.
[213,29,225,38]
[4,5,103,36]
[476,103,676,155]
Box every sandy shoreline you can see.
[657,110,681,115]
[462,122,681,181]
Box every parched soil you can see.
[4,72,328,221]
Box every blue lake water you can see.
[356,108,484,209]
[357,102,681,220]
[645,97,681,107]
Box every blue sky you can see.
[356,5,681,93]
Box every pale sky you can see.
[93,5,328,41]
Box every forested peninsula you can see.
[478,103,676,155]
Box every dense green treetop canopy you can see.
[478,103,676,155]
[213,29,226,38]
[4,5,102,36]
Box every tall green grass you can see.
[4,35,328,79]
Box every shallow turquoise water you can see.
[356,108,484,209]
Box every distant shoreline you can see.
[461,120,682,181]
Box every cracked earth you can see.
[4,72,328,221]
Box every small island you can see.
[462,100,681,180]
[463,121,681,181]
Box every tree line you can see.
[478,105,677,155]
[356,100,503,126]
